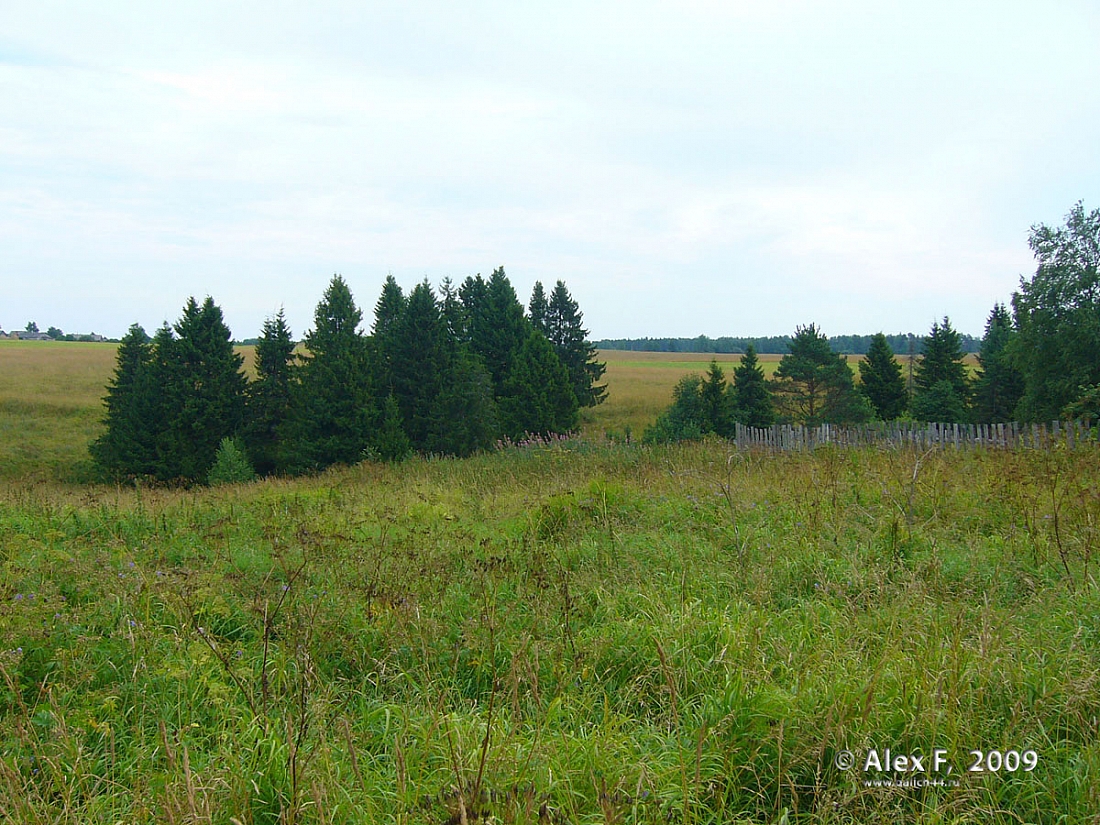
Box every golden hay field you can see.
[0,341,970,478]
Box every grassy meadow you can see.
[0,342,1096,824]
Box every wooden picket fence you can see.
[731,420,1098,452]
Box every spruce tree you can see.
[284,275,376,471]
[544,280,607,407]
[157,297,247,482]
[466,267,528,393]
[428,349,500,456]
[528,281,549,334]
[244,308,295,475]
[373,274,406,391]
[439,276,466,342]
[858,332,908,420]
[498,328,578,439]
[773,324,871,425]
[90,323,158,478]
[701,360,734,436]
[972,304,1024,424]
[642,375,706,443]
[912,317,970,423]
[729,344,775,428]
[389,280,451,451]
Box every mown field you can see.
[0,342,1095,824]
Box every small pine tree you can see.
[208,437,255,485]
[498,328,578,439]
[701,360,734,436]
[642,375,706,443]
[375,395,412,462]
[729,344,775,428]
[858,333,908,420]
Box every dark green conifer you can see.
[156,297,247,482]
[528,281,549,334]
[858,333,908,420]
[90,323,159,478]
[284,275,376,471]
[972,304,1024,424]
[729,344,775,428]
[244,308,295,475]
[545,280,607,407]
[498,328,578,439]
[773,324,872,425]
[912,317,970,422]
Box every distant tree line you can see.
[595,332,980,355]
[91,268,605,483]
[645,203,1100,439]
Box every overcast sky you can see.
[3,1,1098,341]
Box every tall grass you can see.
[1,441,1097,823]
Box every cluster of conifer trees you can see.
[91,268,605,482]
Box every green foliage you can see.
[544,280,607,407]
[464,267,528,393]
[528,280,548,334]
[858,332,908,420]
[156,296,247,482]
[729,344,775,428]
[244,309,295,475]
[912,317,970,423]
[701,360,734,436]
[283,275,376,471]
[89,323,157,478]
[972,304,1025,424]
[498,328,579,439]
[643,374,707,443]
[1012,202,1100,421]
[773,324,872,425]
[375,395,412,462]
[208,436,256,484]
[427,349,499,457]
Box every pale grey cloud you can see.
[2,1,1098,340]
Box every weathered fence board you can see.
[731,420,1097,452]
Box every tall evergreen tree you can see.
[912,317,970,423]
[372,274,406,391]
[439,276,466,342]
[544,280,607,407]
[466,267,529,393]
[389,280,450,450]
[858,332,908,420]
[528,281,549,334]
[972,304,1024,424]
[156,296,247,482]
[498,328,578,439]
[284,276,376,471]
[773,325,871,425]
[244,308,295,475]
[701,360,734,436]
[90,323,158,478]
[427,349,500,456]
[729,344,775,428]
